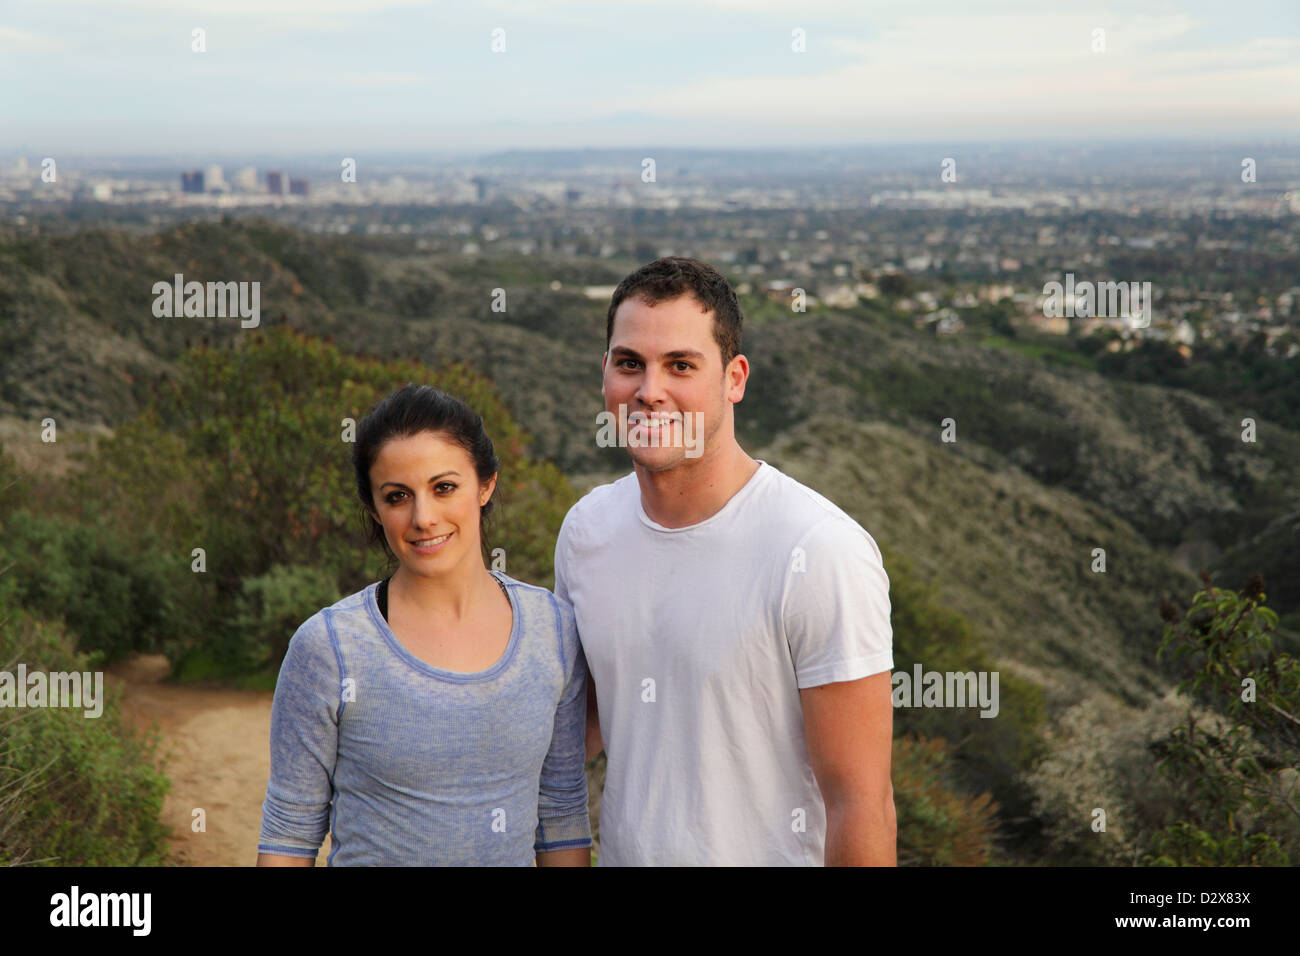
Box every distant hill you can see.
[2,218,1296,639]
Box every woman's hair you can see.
[352,383,500,565]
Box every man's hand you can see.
[799,670,896,866]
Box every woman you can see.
[256,384,591,866]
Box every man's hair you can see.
[605,256,744,368]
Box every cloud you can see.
[622,13,1300,132]
[0,26,70,53]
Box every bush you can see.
[893,734,1000,866]
[0,510,194,664]
[230,564,342,674]
[1141,574,1300,866]
[0,581,170,866]
[79,327,575,678]
[886,553,1047,842]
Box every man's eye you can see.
[618,359,640,369]
[673,362,693,372]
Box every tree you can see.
[1141,573,1300,865]
[79,327,575,678]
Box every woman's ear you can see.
[479,472,499,507]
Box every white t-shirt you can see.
[554,459,893,865]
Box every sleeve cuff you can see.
[796,650,894,689]
[257,844,319,859]
[535,809,593,851]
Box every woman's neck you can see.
[389,560,490,624]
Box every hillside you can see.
[2,219,1295,616]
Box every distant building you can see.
[289,177,309,196]
[819,285,859,308]
[181,170,205,193]
[234,167,259,191]
[266,171,284,195]
[204,165,226,192]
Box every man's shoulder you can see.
[755,461,882,557]
[558,471,638,543]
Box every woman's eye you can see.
[436,482,457,494]
[385,492,406,505]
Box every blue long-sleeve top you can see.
[257,570,591,865]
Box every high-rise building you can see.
[181,170,205,193]
[266,170,284,195]
[204,165,226,192]
[234,167,259,191]
[288,177,309,196]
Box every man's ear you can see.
[726,353,750,403]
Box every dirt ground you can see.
[107,654,330,867]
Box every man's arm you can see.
[800,670,896,866]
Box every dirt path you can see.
[107,655,330,867]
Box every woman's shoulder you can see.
[492,572,577,641]
[493,570,571,611]
[287,584,381,650]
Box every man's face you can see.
[602,293,745,472]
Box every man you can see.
[554,256,895,866]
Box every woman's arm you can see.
[532,609,593,866]
[256,615,342,864]
[535,847,590,867]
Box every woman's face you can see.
[367,430,496,578]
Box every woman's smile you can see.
[408,531,453,554]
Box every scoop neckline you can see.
[365,569,521,683]
[635,459,770,533]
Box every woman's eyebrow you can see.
[379,471,460,490]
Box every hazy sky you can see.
[2,0,1297,155]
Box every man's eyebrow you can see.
[610,346,707,361]
[379,471,460,489]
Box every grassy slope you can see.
[756,417,1198,713]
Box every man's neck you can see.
[634,442,760,530]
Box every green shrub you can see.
[78,327,575,677]
[230,564,342,674]
[886,553,1048,841]
[0,585,170,866]
[893,734,1001,866]
[0,510,194,664]
[1141,574,1300,866]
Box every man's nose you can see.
[635,364,668,405]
